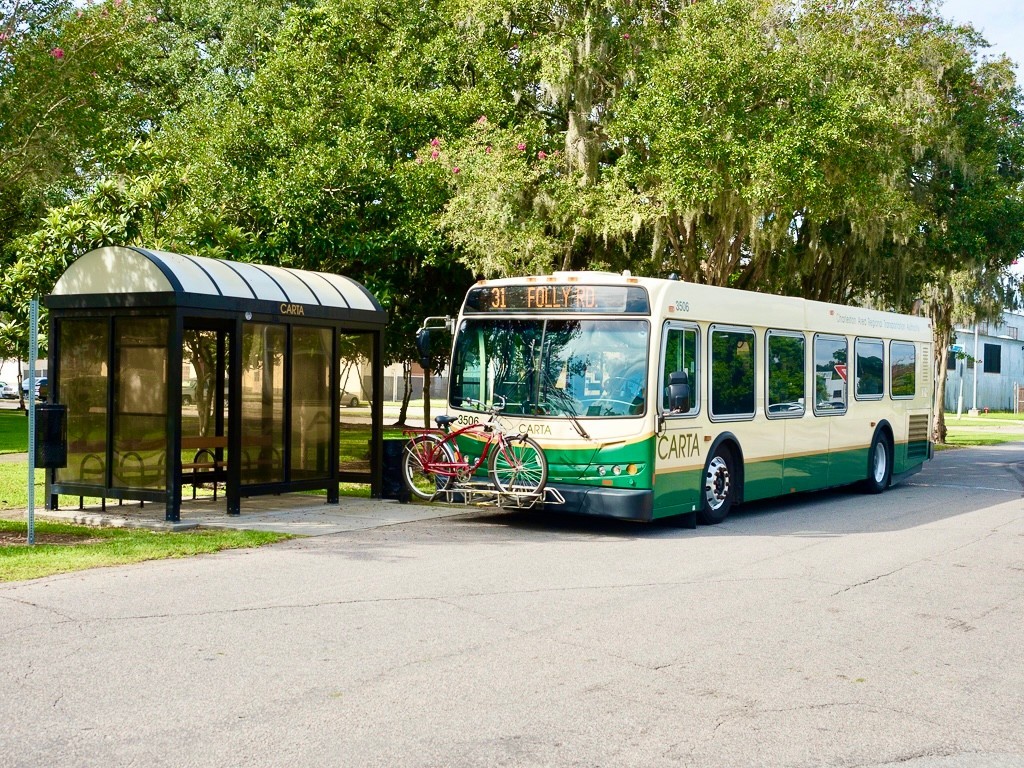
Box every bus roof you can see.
[469,272,933,342]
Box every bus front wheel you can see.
[863,432,892,494]
[699,446,736,525]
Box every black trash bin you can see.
[381,438,409,502]
[35,403,68,469]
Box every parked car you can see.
[341,390,360,407]
[182,378,197,405]
[0,381,16,399]
[21,377,47,400]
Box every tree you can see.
[923,269,1018,442]
[610,0,974,299]
[151,0,482,423]
[903,46,1024,441]
[435,0,673,277]
[0,1,172,261]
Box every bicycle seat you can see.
[435,414,459,428]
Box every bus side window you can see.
[661,325,699,416]
[890,341,916,398]
[766,331,805,417]
[814,334,848,414]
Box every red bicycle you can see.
[401,396,548,502]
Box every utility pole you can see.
[968,323,979,417]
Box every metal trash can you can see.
[35,403,68,469]
[381,438,409,502]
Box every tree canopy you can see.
[0,0,1021,433]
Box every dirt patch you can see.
[0,530,105,547]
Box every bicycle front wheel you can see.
[402,435,455,501]
[488,435,548,495]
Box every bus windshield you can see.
[449,318,650,418]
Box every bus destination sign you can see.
[464,284,649,314]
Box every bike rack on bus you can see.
[432,481,565,510]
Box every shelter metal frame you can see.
[44,246,387,522]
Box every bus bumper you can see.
[543,484,654,522]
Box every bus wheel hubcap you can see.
[873,443,887,482]
[705,456,730,510]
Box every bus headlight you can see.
[612,465,622,476]
[597,466,607,476]
[626,464,639,475]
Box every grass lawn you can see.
[943,413,1024,428]
[941,431,1024,448]
[0,408,28,454]
[939,411,1024,449]
[0,518,289,582]
[0,463,44,510]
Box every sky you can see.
[935,0,1023,76]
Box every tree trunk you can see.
[422,368,432,429]
[396,361,413,426]
[930,322,952,444]
[16,357,25,411]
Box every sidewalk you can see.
[2,446,470,535]
[3,492,470,535]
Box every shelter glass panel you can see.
[339,333,374,474]
[112,317,168,490]
[291,326,333,480]
[57,318,109,486]
[241,323,285,485]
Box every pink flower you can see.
[452,167,461,174]
[430,137,440,147]
[517,142,526,151]
[416,157,424,165]
[622,33,630,39]
[537,151,547,160]
[485,145,493,154]
[145,14,157,22]
[477,115,488,124]
[430,150,439,159]
[50,47,64,60]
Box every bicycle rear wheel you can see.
[402,435,455,501]
[488,435,547,495]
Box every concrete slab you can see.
[6,493,470,535]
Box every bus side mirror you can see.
[415,328,432,369]
[667,370,690,413]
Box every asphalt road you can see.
[1,444,1022,768]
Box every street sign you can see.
[834,364,848,382]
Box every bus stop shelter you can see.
[44,246,387,522]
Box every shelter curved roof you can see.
[48,246,385,322]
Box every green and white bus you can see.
[425,272,933,525]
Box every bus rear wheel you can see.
[699,446,736,525]
[863,432,892,494]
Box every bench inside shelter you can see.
[181,435,228,499]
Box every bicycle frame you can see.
[407,420,512,480]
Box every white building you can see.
[944,311,1024,413]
